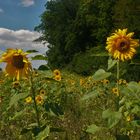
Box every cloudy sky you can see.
[0,0,48,69]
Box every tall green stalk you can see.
[117,60,120,97]
[30,71,40,128]
[115,60,120,137]
[115,60,120,110]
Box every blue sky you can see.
[0,0,48,68]
[0,0,46,30]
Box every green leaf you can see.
[131,120,140,127]
[28,123,38,128]
[102,109,122,128]
[31,55,48,60]
[38,65,49,70]
[51,103,64,116]
[122,82,140,96]
[26,50,38,53]
[127,82,140,94]
[86,124,101,134]
[91,52,108,57]
[40,70,53,78]
[8,92,29,109]
[36,126,50,140]
[93,69,111,81]
[107,57,117,70]
[9,109,25,120]
[131,105,140,114]
[80,90,99,101]
[119,97,126,105]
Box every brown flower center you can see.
[12,55,25,69]
[116,38,130,52]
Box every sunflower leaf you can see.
[102,109,122,128]
[91,52,108,57]
[93,69,111,81]
[8,92,29,109]
[108,57,117,70]
[86,124,101,134]
[26,50,38,53]
[31,55,48,60]
[36,126,50,140]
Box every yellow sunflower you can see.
[54,75,61,81]
[12,81,20,88]
[53,69,61,76]
[25,96,32,104]
[0,48,32,80]
[112,87,119,96]
[39,89,46,96]
[35,95,44,105]
[106,29,139,61]
[102,79,109,84]
[80,79,85,86]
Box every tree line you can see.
[35,0,140,77]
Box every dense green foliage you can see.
[35,0,140,76]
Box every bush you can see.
[67,47,108,75]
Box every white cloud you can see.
[0,28,49,68]
[21,0,35,7]
[0,28,48,53]
[0,8,4,13]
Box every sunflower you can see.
[112,87,119,96]
[53,69,61,76]
[54,75,61,81]
[80,79,85,86]
[12,81,20,88]
[25,96,32,104]
[126,115,133,122]
[106,29,139,61]
[35,95,44,105]
[102,79,109,84]
[0,49,32,80]
[39,89,46,96]
[117,79,127,85]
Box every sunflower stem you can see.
[30,71,41,128]
[115,60,120,137]
[116,60,120,108]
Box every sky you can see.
[0,0,49,69]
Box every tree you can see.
[113,0,140,36]
[35,0,116,71]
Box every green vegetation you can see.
[1,63,140,140]
[1,0,140,140]
[35,0,140,77]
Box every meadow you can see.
[0,62,140,140]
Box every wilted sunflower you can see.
[106,29,139,61]
[0,49,31,80]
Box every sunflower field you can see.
[0,29,140,140]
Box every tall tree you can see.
[113,0,140,36]
[35,0,80,68]
[35,0,116,70]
